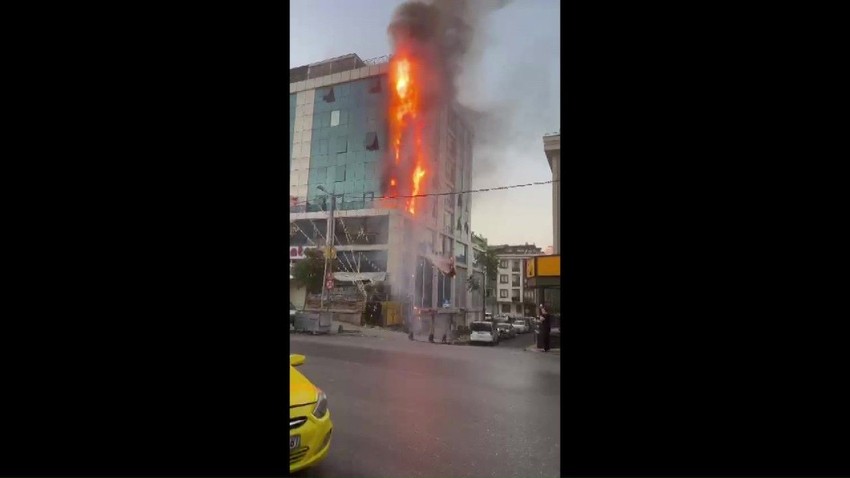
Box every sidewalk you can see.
[330,321,410,340]
[291,317,471,345]
[525,345,561,355]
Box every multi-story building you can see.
[289,54,480,323]
[544,131,560,254]
[491,244,544,317]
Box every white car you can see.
[510,318,530,334]
[469,321,499,346]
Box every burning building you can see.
[289,52,479,323]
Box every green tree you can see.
[470,241,500,314]
[291,248,325,294]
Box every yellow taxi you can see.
[290,354,333,473]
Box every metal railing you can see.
[363,54,391,65]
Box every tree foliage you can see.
[291,248,325,294]
[477,248,500,282]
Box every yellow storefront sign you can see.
[527,255,560,278]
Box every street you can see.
[290,332,560,478]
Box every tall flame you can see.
[389,52,429,215]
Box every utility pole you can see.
[481,273,486,321]
[318,186,335,311]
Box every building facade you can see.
[544,131,560,254]
[491,244,544,317]
[289,54,481,323]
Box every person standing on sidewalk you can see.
[538,303,552,352]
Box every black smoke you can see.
[388,0,511,107]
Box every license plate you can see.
[290,435,300,451]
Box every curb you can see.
[525,345,561,354]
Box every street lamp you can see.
[316,185,336,311]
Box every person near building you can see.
[538,303,552,352]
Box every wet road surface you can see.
[290,333,560,478]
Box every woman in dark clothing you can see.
[538,304,552,352]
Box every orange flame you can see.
[408,165,426,214]
[389,52,429,216]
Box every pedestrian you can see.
[538,303,552,352]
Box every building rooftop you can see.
[290,53,368,83]
[491,244,543,255]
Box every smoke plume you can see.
[388,0,512,107]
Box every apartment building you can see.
[491,244,544,317]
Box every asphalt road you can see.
[492,330,536,349]
[290,332,560,478]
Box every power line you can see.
[289,178,559,207]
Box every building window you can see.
[499,274,508,284]
[365,132,380,151]
[512,260,520,272]
[500,260,508,269]
[335,135,348,153]
[511,274,520,287]
[455,242,467,265]
[444,212,454,235]
[501,303,511,313]
[331,110,340,127]
[369,77,381,93]
[322,87,335,103]
[511,289,520,301]
[442,234,453,257]
[499,289,508,298]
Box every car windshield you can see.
[471,323,492,332]
[498,324,511,330]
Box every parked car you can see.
[497,323,516,339]
[290,354,333,474]
[510,317,530,334]
[469,321,499,345]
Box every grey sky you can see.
[291,0,560,250]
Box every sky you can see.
[291,0,560,250]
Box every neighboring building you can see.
[491,243,544,317]
[470,232,492,319]
[544,131,560,254]
[289,54,478,323]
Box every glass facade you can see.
[306,76,389,211]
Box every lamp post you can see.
[317,185,336,311]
